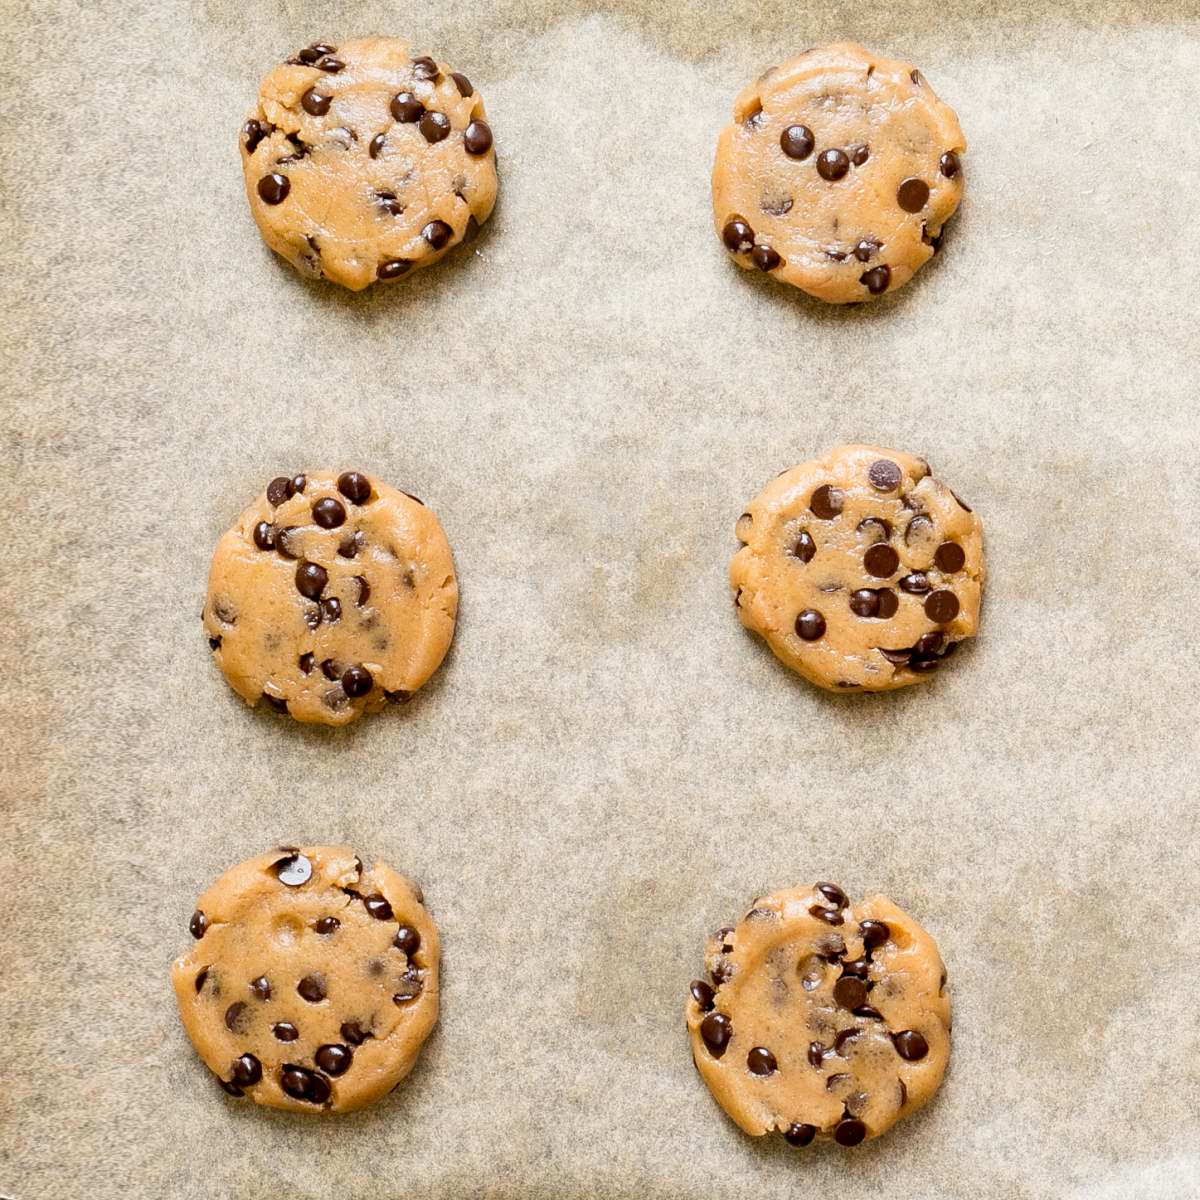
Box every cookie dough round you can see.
[731,444,983,691]
[240,37,497,290]
[172,846,439,1113]
[686,883,950,1148]
[203,469,457,726]
[712,44,965,303]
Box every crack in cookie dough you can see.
[712,44,965,303]
[172,846,439,1113]
[203,469,457,725]
[686,884,950,1147]
[731,444,984,691]
[241,38,497,290]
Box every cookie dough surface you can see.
[732,444,983,691]
[241,37,497,290]
[172,846,439,1113]
[712,44,965,303]
[686,884,950,1147]
[203,469,457,726]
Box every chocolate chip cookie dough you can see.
[732,445,983,691]
[172,846,439,1113]
[241,37,497,290]
[686,884,950,1148]
[712,44,965,303]
[203,470,457,725]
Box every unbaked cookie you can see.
[712,44,965,303]
[241,37,497,290]
[732,445,983,691]
[172,846,439,1113]
[203,469,457,725]
[686,883,950,1148]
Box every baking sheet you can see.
[3,1,1199,1197]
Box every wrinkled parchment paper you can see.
[3,1,1199,1197]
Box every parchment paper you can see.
[2,1,1199,1197]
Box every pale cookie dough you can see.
[172,846,439,1113]
[241,37,497,290]
[732,445,983,691]
[712,44,965,303]
[686,883,950,1148]
[203,469,457,726]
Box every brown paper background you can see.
[3,1,1199,1196]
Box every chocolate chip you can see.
[271,527,299,560]
[218,1079,244,1097]
[700,1012,731,1057]
[817,882,848,908]
[877,589,898,618]
[809,484,843,519]
[780,124,814,160]
[854,1005,884,1020]
[314,56,344,73]
[297,975,326,1003]
[363,893,394,920]
[809,904,844,926]
[451,71,473,96]
[817,149,850,181]
[273,1021,299,1042]
[899,572,930,594]
[296,43,337,64]
[224,1002,248,1032]
[464,121,493,154]
[861,265,891,294]
[899,1078,909,1107]
[893,1030,929,1060]
[833,976,868,1009]
[331,472,369,505]
[897,177,930,213]
[340,1020,370,1044]
[320,658,340,682]
[314,916,340,935]
[190,910,208,939]
[378,258,413,280]
[385,689,412,704]
[315,1044,353,1075]
[722,217,754,253]
[868,459,902,491]
[794,531,816,562]
[291,474,307,495]
[342,665,373,698]
[940,151,961,178]
[863,544,899,578]
[808,1041,827,1068]
[849,589,880,618]
[795,609,825,641]
[854,238,880,263]
[690,979,715,1010]
[834,1028,861,1054]
[230,1053,262,1087]
[925,590,960,623]
[301,88,331,116]
[250,975,271,1000]
[752,244,782,271]
[915,632,944,657]
[827,1072,852,1092]
[251,521,275,551]
[194,967,209,993]
[422,220,453,250]
[785,1123,816,1147]
[295,561,328,600]
[280,1064,330,1104]
[267,476,292,506]
[208,637,221,651]
[848,143,870,166]
[411,55,439,80]
[391,92,424,123]
[369,132,386,158]
[243,119,271,154]
[747,1046,777,1075]
[273,854,312,887]
[319,597,341,624]
[419,111,451,142]
[910,68,924,85]
[393,925,420,955]
[312,497,346,529]
[835,1118,867,1146]
[934,541,966,573]
[257,173,291,204]
[262,693,287,714]
[860,920,889,950]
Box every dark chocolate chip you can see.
[422,219,453,249]
[857,517,891,544]
[690,979,715,1010]
[785,1123,816,1147]
[894,1030,929,1060]
[897,177,931,213]
[341,1020,370,1045]
[934,541,966,573]
[722,217,754,253]
[267,476,292,506]
[250,975,271,1000]
[835,1118,867,1146]
[257,173,291,204]
[378,258,413,280]
[218,1079,244,1097]
[854,238,880,263]
[860,920,889,950]
[780,124,814,160]
[194,967,209,992]
[747,1046,777,1075]
[925,590,960,623]
[393,925,421,955]
[808,1041,827,1068]
[351,576,370,606]
[827,1072,852,1092]
[224,1002,248,1032]
[451,71,473,96]
[369,132,386,158]
[833,976,868,1009]
[794,531,816,562]
[850,589,880,618]
[854,1005,884,1020]
[817,882,848,908]
[253,521,275,550]
[809,905,844,926]
[243,119,270,154]
[275,526,300,559]
[809,484,843,519]
[301,88,331,116]
[320,658,340,681]
[861,265,891,294]
[263,693,288,713]
[391,92,424,122]
[273,854,313,887]
[752,244,782,271]
[848,143,870,166]
[363,893,394,920]
[911,68,924,85]
[868,459,902,491]
[834,1028,861,1054]
[190,910,208,939]
[273,1021,299,1042]
[940,150,961,178]
[700,1012,731,1057]
[280,1064,329,1104]
[315,1044,352,1075]
[419,111,451,142]
[314,916,340,934]
[208,636,222,651]
[411,55,439,80]
[464,121,493,154]
[314,56,344,73]
[385,688,412,704]
[915,631,944,657]
[795,609,826,641]
[342,665,373,698]
[817,149,850,181]
[295,561,328,600]
[877,588,898,618]
[863,544,899,578]
[899,1078,909,1107]
[899,572,930,594]
[320,597,341,623]
[230,1053,262,1087]
[313,497,346,528]
[337,472,371,503]
[297,974,326,1003]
